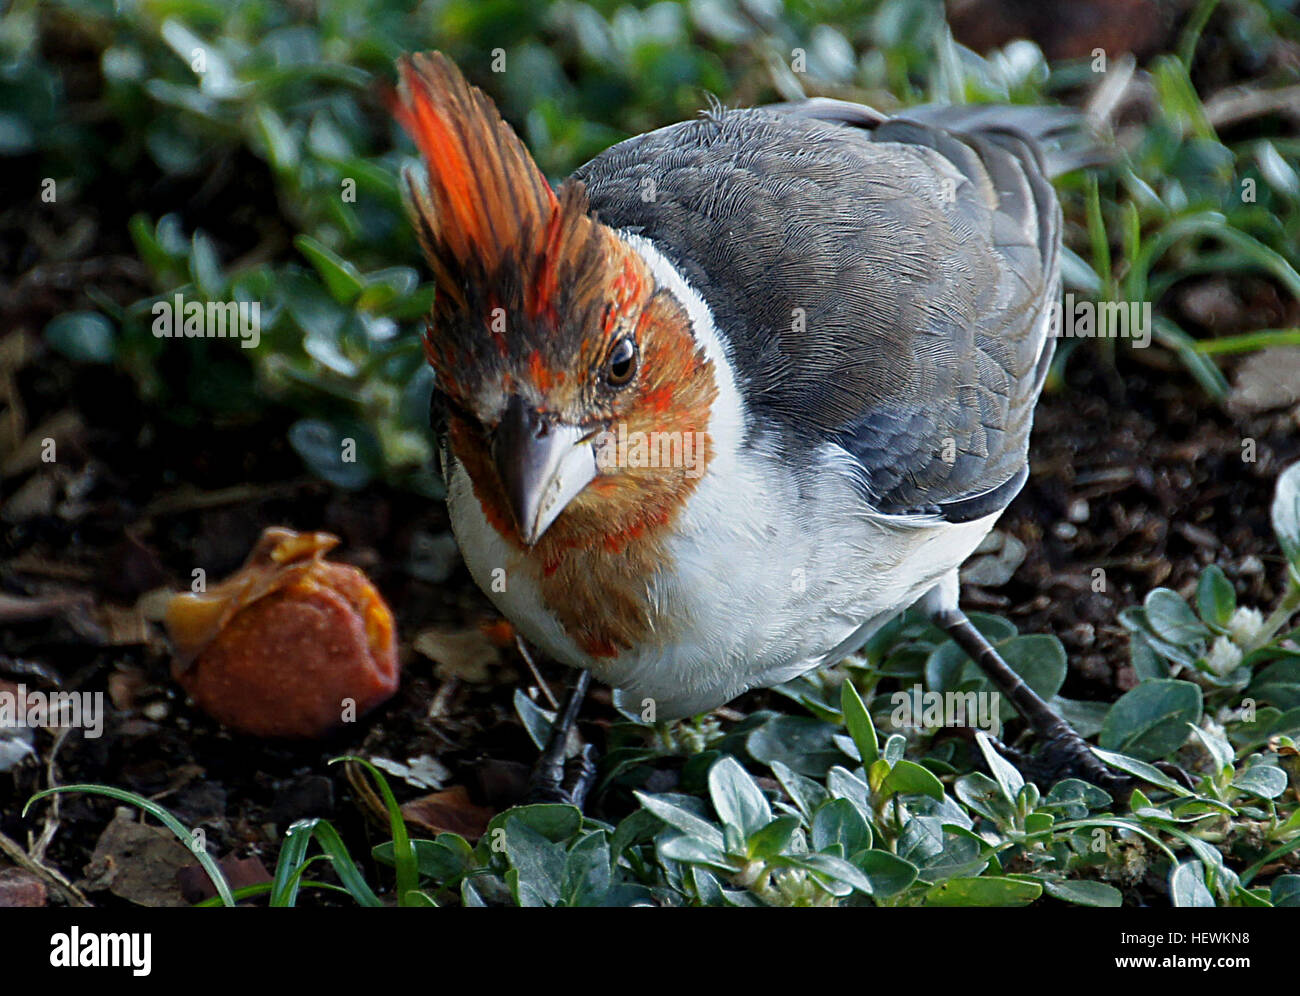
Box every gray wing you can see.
[573,102,1067,521]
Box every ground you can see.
[2,331,1296,905]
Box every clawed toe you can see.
[526,743,598,807]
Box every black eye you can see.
[605,337,637,387]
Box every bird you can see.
[391,51,1124,804]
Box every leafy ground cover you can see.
[3,0,1300,906]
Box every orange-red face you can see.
[434,234,718,555]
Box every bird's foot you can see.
[525,743,598,807]
[1006,726,1133,795]
[522,669,596,809]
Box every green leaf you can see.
[44,312,116,364]
[826,766,874,823]
[376,836,470,885]
[840,680,879,766]
[1169,860,1215,907]
[1271,875,1300,907]
[779,852,874,897]
[851,849,919,897]
[811,799,871,856]
[1099,679,1203,760]
[1043,879,1123,907]
[1257,141,1300,197]
[190,231,224,297]
[1248,659,1300,711]
[282,819,382,907]
[505,819,567,907]
[925,876,1041,907]
[896,815,945,866]
[1121,607,1199,668]
[1188,723,1234,774]
[634,792,724,851]
[923,616,1018,693]
[746,816,801,859]
[955,771,1017,825]
[512,689,555,751]
[928,633,1067,723]
[288,418,377,490]
[562,831,612,906]
[746,715,842,776]
[707,756,771,836]
[1040,778,1112,818]
[974,731,1024,802]
[271,820,320,906]
[252,105,298,173]
[1144,589,1211,646]
[295,234,365,306]
[879,759,945,801]
[329,756,418,905]
[485,803,583,848]
[1091,748,1194,797]
[1196,565,1236,630]
[1232,764,1288,800]
[882,733,906,765]
[658,833,732,874]
[769,760,829,823]
[995,635,1068,720]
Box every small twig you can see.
[515,635,558,710]
[29,725,73,865]
[143,479,322,517]
[0,592,93,625]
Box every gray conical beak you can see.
[492,395,597,546]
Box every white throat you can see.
[620,231,746,479]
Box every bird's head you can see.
[394,53,717,553]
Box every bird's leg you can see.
[524,668,598,808]
[921,578,1130,793]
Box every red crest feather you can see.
[392,52,599,324]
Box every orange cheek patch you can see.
[448,419,517,541]
[641,384,674,415]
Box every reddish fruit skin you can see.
[165,529,399,739]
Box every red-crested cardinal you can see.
[393,52,1123,801]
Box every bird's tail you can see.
[894,104,1110,179]
[768,96,1110,179]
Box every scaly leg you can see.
[921,573,1131,793]
[525,669,598,808]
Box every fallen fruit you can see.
[164,527,399,738]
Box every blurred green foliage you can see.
[7,0,1300,490]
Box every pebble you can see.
[0,867,47,907]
